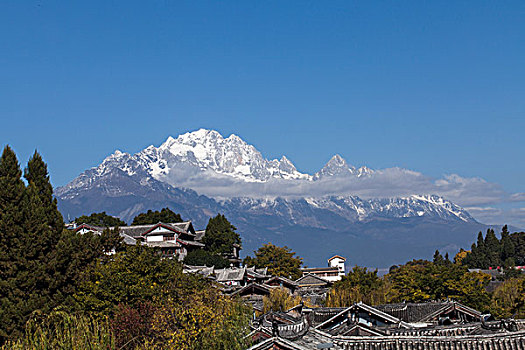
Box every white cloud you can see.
[156,163,524,227]
[466,207,525,229]
[510,193,525,202]
[164,167,506,205]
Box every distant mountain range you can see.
[56,129,495,267]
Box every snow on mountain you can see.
[61,129,384,196]
[144,129,311,182]
[56,128,477,225]
[313,154,373,180]
[55,128,487,267]
[222,194,475,227]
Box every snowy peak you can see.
[65,129,382,187]
[143,128,309,182]
[328,154,348,168]
[313,154,373,180]
[408,194,474,222]
[314,154,352,180]
[56,129,479,227]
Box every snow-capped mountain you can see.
[59,128,381,198]
[222,194,474,227]
[143,129,310,182]
[313,154,373,180]
[56,128,486,267]
[57,128,476,223]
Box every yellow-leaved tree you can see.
[263,287,302,313]
[147,288,251,350]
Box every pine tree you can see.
[203,214,241,256]
[444,252,451,265]
[23,151,68,302]
[484,229,502,268]
[475,231,488,268]
[16,182,54,325]
[433,250,445,265]
[500,225,516,267]
[24,151,63,233]
[0,146,27,341]
[101,227,124,254]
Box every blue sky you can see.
[1,1,524,225]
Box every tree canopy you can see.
[131,208,182,225]
[183,249,230,268]
[202,214,241,256]
[462,226,525,268]
[184,214,241,267]
[243,243,303,280]
[326,266,393,307]
[75,212,126,227]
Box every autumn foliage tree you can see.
[489,277,525,319]
[147,289,251,350]
[263,287,302,313]
[326,266,395,307]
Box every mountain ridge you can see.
[56,128,487,267]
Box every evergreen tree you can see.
[500,225,516,267]
[476,231,487,268]
[15,182,56,331]
[24,151,63,233]
[433,250,445,265]
[511,232,525,265]
[484,229,502,268]
[100,227,124,254]
[131,208,182,225]
[75,212,126,227]
[183,249,230,268]
[0,146,26,341]
[203,214,241,256]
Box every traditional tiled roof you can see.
[112,225,148,237]
[375,301,481,323]
[265,276,298,288]
[195,230,206,241]
[232,282,272,297]
[247,267,268,275]
[308,308,349,326]
[250,303,525,350]
[89,221,198,239]
[246,336,312,350]
[315,303,410,333]
[169,221,195,234]
[246,267,270,279]
[120,233,137,245]
[182,265,215,278]
[143,241,181,248]
[331,331,525,350]
[75,224,137,245]
[295,273,332,287]
[177,239,205,247]
[215,266,247,282]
